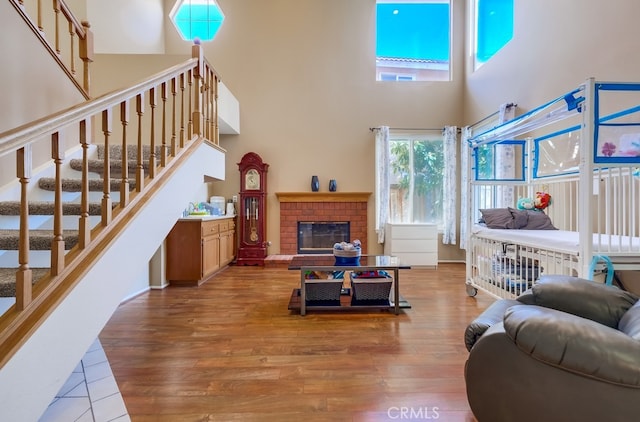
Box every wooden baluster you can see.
[179,74,185,148]
[210,72,215,140]
[161,82,168,164]
[149,87,157,178]
[68,21,76,76]
[170,78,177,155]
[53,0,61,55]
[210,70,216,142]
[187,70,193,139]
[16,145,33,311]
[136,93,145,191]
[203,73,209,140]
[192,44,203,137]
[36,0,43,32]
[78,119,90,249]
[79,21,93,95]
[213,73,219,145]
[50,132,65,276]
[101,109,112,225]
[120,100,130,206]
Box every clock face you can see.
[245,169,260,190]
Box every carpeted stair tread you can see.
[69,158,151,175]
[0,201,103,216]
[97,144,163,161]
[0,229,79,251]
[0,268,50,297]
[38,177,134,192]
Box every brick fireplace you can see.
[276,192,371,255]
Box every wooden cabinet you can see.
[166,217,236,286]
[384,223,438,267]
[219,219,236,267]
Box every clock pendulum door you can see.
[248,198,259,242]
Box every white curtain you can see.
[459,126,472,250]
[496,103,516,207]
[442,126,457,244]
[374,126,390,243]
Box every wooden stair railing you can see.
[0,43,220,368]
[11,0,93,97]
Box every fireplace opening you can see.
[297,221,350,254]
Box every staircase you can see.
[0,145,159,298]
[0,2,226,419]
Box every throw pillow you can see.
[479,208,516,229]
[508,207,530,229]
[522,210,557,230]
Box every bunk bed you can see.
[465,78,640,299]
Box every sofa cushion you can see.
[464,299,520,351]
[517,275,639,328]
[619,300,640,340]
[504,304,640,387]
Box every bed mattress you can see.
[471,225,640,256]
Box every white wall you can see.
[218,81,240,135]
[87,0,166,54]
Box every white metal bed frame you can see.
[465,78,640,299]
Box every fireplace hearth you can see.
[297,221,350,254]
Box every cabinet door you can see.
[227,228,236,263]
[219,230,229,266]
[202,235,220,277]
[166,221,202,281]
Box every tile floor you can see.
[38,339,130,422]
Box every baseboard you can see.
[120,286,151,304]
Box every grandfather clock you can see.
[237,152,269,266]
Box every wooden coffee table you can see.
[287,255,411,315]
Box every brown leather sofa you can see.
[464,275,640,422]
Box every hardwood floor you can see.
[99,263,494,421]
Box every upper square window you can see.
[376,1,451,82]
[170,0,225,42]
[474,0,513,69]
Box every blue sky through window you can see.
[172,2,225,42]
[376,3,450,62]
[476,0,513,62]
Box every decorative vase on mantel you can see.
[329,179,337,192]
[311,175,320,192]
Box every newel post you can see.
[79,20,94,95]
[192,42,204,137]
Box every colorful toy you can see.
[534,191,552,210]
[517,197,535,210]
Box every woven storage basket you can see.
[305,280,343,302]
[351,273,392,302]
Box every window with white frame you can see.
[376,0,451,82]
[388,131,444,224]
[473,0,513,70]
